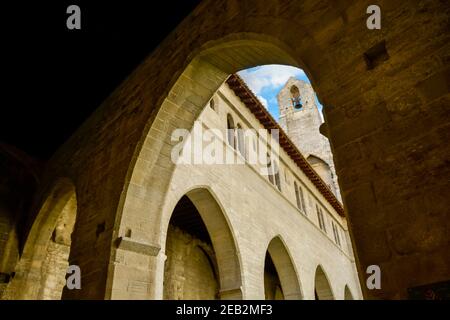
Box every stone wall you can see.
[163,226,218,300]
[0,146,38,296]
[39,240,70,300]
[0,205,17,296]
[1,182,76,300]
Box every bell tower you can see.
[277,77,341,202]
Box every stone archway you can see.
[107,34,304,299]
[2,178,77,300]
[264,236,302,300]
[314,265,334,300]
[162,188,241,299]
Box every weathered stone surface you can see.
[164,226,218,300]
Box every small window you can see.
[294,182,301,209]
[316,205,326,233]
[267,153,274,185]
[332,222,341,246]
[227,114,236,148]
[284,169,290,185]
[209,99,215,110]
[299,186,306,215]
[320,209,326,233]
[316,205,320,226]
[266,154,281,191]
[237,123,245,158]
[273,161,281,191]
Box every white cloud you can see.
[257,95,268,109]
[238,65,305,95]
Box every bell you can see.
[292,97,303,109]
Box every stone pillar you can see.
[107,236,161,300]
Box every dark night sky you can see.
[1,1,201,159]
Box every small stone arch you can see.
[314,265,334,300]
[2,178,77,300]
[265,236,302,300]
[290,85,300,97]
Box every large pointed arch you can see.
[265,236,302,300]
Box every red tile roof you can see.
[226,74,345,217]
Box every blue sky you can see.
[237,65,323,121]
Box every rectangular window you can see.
[299,187,306,215]
[332,223,336,243]
[320,209,326,233]
[295,182,301,209]
[337,226,341,246]
[316,205,320,227]
[332,222,341,246]
[316,205,326,232]
[275,171,281,192]
[267,162,274,185]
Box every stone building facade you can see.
[159,75,361,299]
[278,77,341,201]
